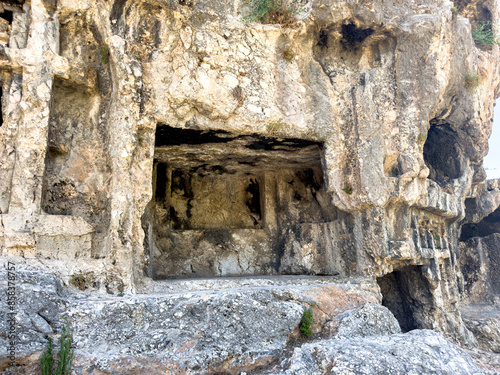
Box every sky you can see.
[484,104,500,179]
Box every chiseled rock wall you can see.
[0,0,499,373]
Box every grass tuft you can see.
[282,47,295,61]
[418,133,427,143]
[465,72,481,90]
[266,118,285,134]
[100,44,110,64]
[41,318,74,375]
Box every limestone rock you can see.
[0,268,381,374]
[0,264,66,364]
[463,304,500,354]
[0,0,499,372]
[336,302,401,339]
[278,330,485,375]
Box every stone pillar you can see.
[104,35,145,289]
[1,1,95,256]
[3,0,57,249]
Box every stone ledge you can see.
[1,214,94,259]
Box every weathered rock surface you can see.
[460,233,500,302]
[0,0,499,372]
[0,264,66,369]
[463,304,500,354]
[467,349,500,374]
[335,302,401,339]
[0,263,383,374]
[1,265,494,374]
[274,330,485,375]
[459,179,500,303]
[458,178,500,372]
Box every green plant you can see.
[418,133,427,143]
[242,0,303,25]
[100,44,110,64]
[465,72,481,90]
[41,318,74,375]
[433,234,439,247]
[471,21,500,47]
[266,118,284,134]
[40,338,54,374]
[117,291,124,297]
[450,7,459,15]
[342,185,353,195]
[299,308,314,337]
[282,47,295,61]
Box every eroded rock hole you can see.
[178,0,194,7]
[0,9,13,24]
[377,266,434,332]
[340,23,374,51]
[453,0,493,23]
[317,28,329,48]
[423,122,464,185]
[144,125,346,279]
[461,206,500,241]
[2,0,25,6]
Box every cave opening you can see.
[377,266,434,332]
[143,124,345,280]
[460,206,500,241]
[0,9,13,24]
[423,122,464,185]
[340,22,374,51]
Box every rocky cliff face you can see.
[0,0,500,373]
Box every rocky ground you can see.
[0,263,499,374]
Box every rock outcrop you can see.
[275,330,485,375]
[0,0,499,373]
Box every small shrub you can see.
[242,0,304,25]
[100,44,110,64]
[450,7,459,15]
[266,118,285,134]
[471,21,500,47]
[465,72,481,90]
[41,318,74,375]
[417,133,427,143]
[342,185,353,195]
[40,338,54,375]
[282,47,295,61]
[299,308,314,337]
